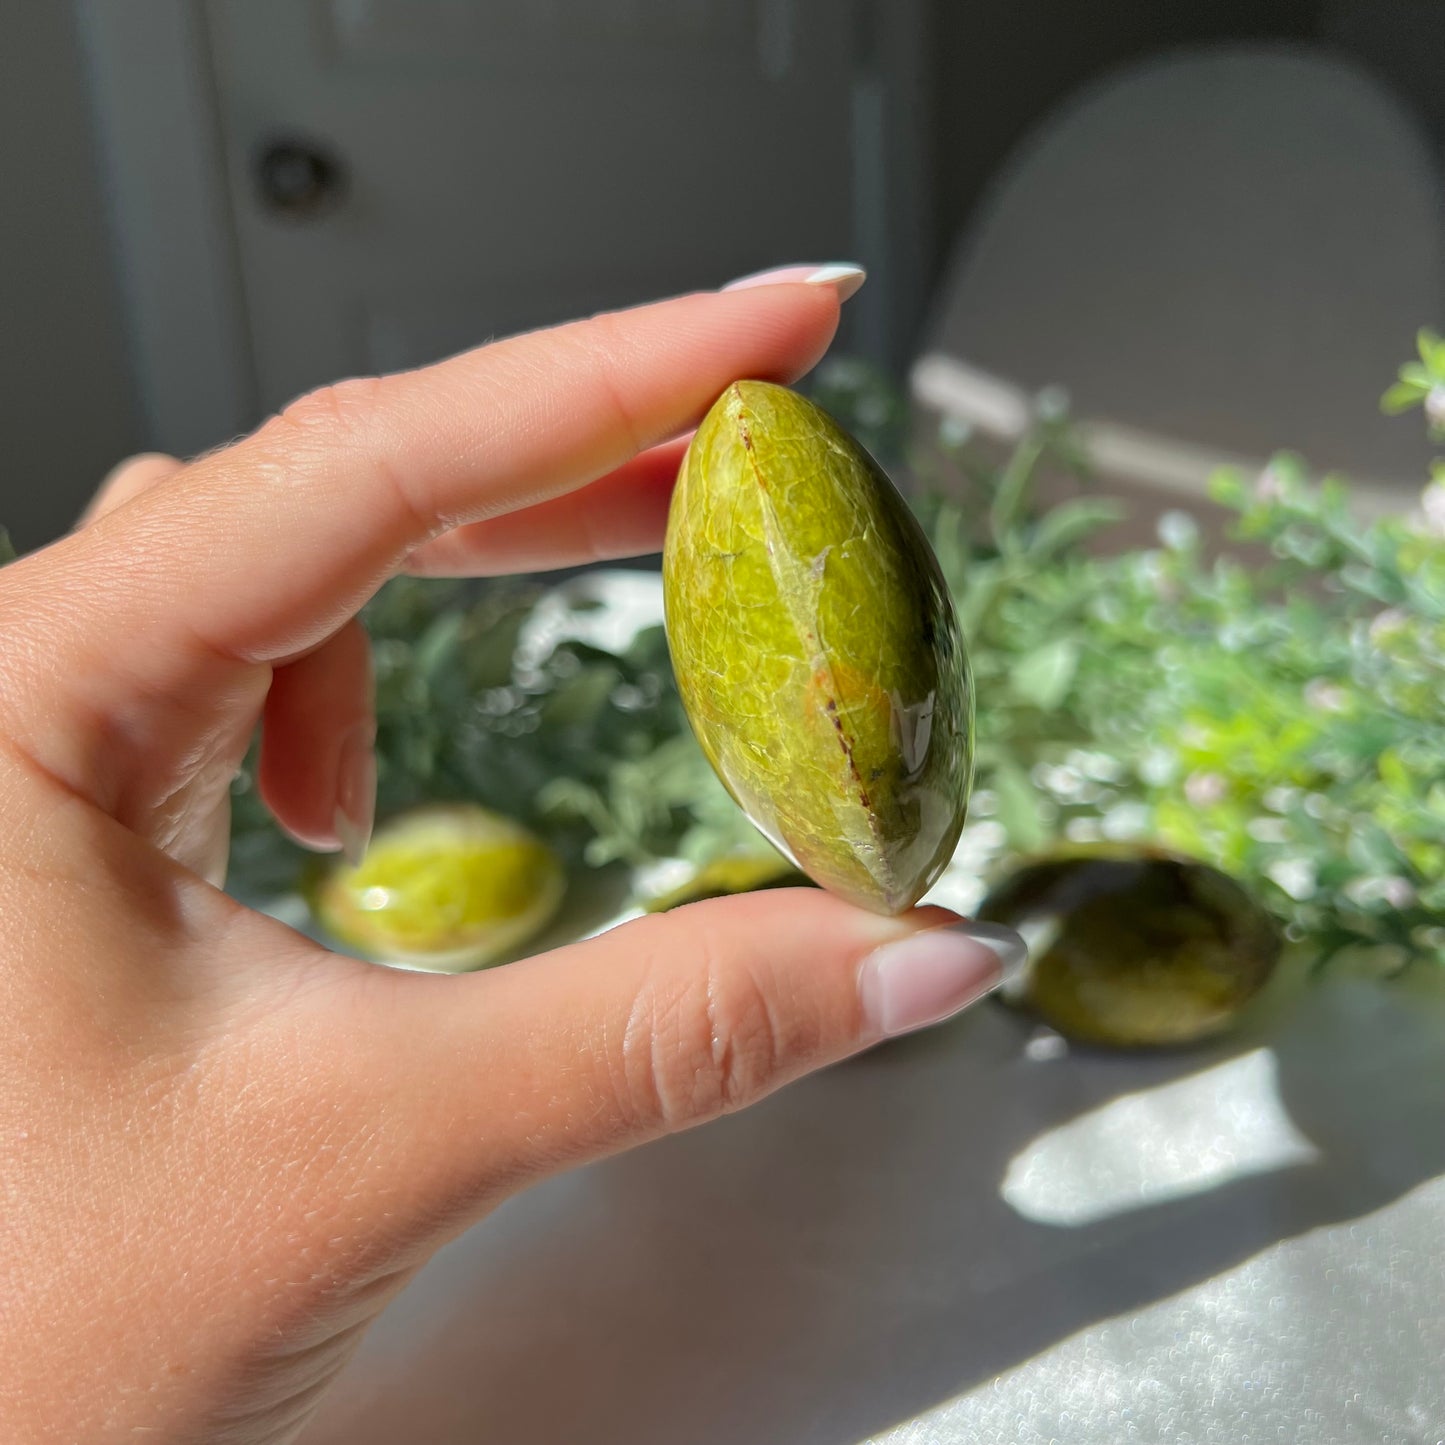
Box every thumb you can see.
[346,889,1026,1222]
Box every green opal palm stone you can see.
[979,847,1283,1047]
[662,381,973,914]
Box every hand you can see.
[0,276,1020,1444]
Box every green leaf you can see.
[956,558,1006,638]
[412,610,464,680]
[1398,362,1433,389]
[1346,818,1405,876]
[0,527,14,565]
[1011,638,1080,710]
[462,602,532,689]
[1417,328,1445,375]
[1027,498,1126,559]
[539,664,619,728]
[990,432,1047,546]
[1208,468,1248,509]
[990,757,1047,853]
[1381,379,1428,415]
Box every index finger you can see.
[63,283,844,669]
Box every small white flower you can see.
[1138,748,1179,787]
[1268,857,1317,901]
[1033,762,1083,799]
[1345,875,1417,909]
[1157,510,1199,551]
[1247,817,1289,843]
[1303,678,1349,712]
[1068,749,1126,783]
[1101,801,1151,840]
[967,820,1008,852]
[937,415,972,448]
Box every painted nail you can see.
[722,262,867,302]
[333,722,377,868]
[858,921,1029,1039]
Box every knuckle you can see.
[619,923,787,1132]
[263,375,434,538]
[272,375,387,448]
[562,312,644,455]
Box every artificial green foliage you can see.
[229,575,764,893]
[918,435,1445,977]
[913,390,1445,976]
[226,349,1445,976]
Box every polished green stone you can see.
[979,846,1283,1047]
[642,853,813,913]
[662,381,973,914]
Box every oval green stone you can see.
[978,846,1283,1047]
[662,380,973,914]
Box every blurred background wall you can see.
[2,1,1441,553]
[0,4,142,552]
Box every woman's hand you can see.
[0,275,1019,1445]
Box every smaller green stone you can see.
[642,854,813,913]
[979,846,1282,1047]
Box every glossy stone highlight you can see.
[662,381,973,914]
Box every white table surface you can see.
[292,973,1445,1445]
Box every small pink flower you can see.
[1421,481,1445,537]
[1254,465,1287,503]
[1369,608,1407,643]
[1185,771,1227,807]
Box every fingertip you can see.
[100,451,183,488]
[81,452,185,526]
[720,280,843,384]
[257,620,375,851]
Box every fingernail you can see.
[722,262,867,302]
[858,921,1029,1039]
[333,723,377,868]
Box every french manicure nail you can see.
[333,722,377,868]
[858,921,1029,1039]
[722,262,867,302]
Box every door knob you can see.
[254,138,347,218]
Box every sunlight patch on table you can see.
[1001,1048,1320,1227]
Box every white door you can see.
[82,0,930,446]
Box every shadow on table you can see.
[300,974,1445,1445]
